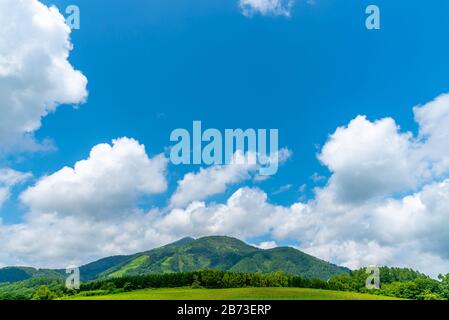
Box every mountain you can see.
[0,267,64,283]
[0,236,349,283]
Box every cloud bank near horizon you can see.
[3,93,449,278]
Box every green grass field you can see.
[69,287,400,300]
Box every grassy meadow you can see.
[68,287,401,300]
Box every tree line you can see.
[69,267,449,300]
[2,267,449,300]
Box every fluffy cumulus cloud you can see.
[0,187,268,268]
[0,137,170,267]
[239,0,294,17]
[20,137,168,219]
[0,186,281,268]
[0,0,88,152]
[169,149,291,208]
[413,94,449,177]
[318,116,417,204]
[169,151,258,208]
[159,188,281,239]
[292,93,449,277]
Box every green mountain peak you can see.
[0,236,350,283]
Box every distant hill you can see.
[0,266,66,283]
[0,236,350,283]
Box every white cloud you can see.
[161,187,279,239]
[169,151,258,208]
[288,93,449,277]
[310,172,326,183]
[413,93,449,176]
[303,240,395,271]
[0,168,31,209]
[0,186,279,268]
[272,184,292,195]
[0,141,291,267]
[256,241,278,249]
[253,148,292,181]
[372,180,449,259]
[239,0,294,17]
[20,137,168,219]
[318,115,416,204]
[0,137,170,267]
[170,149,291,208]
[0,0,88,152]
[0,211,173,268]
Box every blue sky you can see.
[20,0,449,209]
[2,0,449,276]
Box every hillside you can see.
[230,247,346,280]
[0,267,64,283]
[0,236,349,283]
